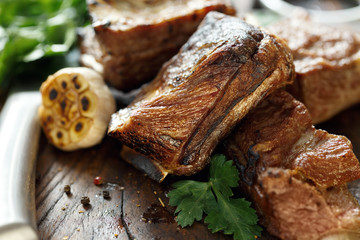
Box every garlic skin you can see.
[38,67,116,151]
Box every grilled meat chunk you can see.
[224,90,360,240]
[80,0,235,91]
[269,13,360,124]
[108,12,294,180]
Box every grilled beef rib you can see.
[224,90,360,240]
[108,12,294,181]
[269,12,360,124]
[80,0,235,91]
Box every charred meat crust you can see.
[224,90,360,239]
[108,12,294,176]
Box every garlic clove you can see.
[39,67,116,151]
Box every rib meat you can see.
[108,12,294,180]
[269,13,360,124]
[80,0,235,91]
[224,90,360,240]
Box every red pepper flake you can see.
[93,176,103,186]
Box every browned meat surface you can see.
[79,0,235,91]
[224,90,360,240]
[269,13,360,124]
[108,12,294,180]
[78,27,105,76]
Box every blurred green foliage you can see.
[0,0,88,91]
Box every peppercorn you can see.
[64,185,71,194]
[93,176,103,186]
[103,190,110,199]
[81,196,90,206]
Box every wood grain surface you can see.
[35,135,233,240]
[35,103,360,240]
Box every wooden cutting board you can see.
[35,103,360,240]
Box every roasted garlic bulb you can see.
[38,67,116,151]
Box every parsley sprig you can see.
[168,154,262,240]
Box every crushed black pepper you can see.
[64,185,71,194]
[81,196,90,205]
[103,190,110,199]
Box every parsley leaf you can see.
[168,180,216,227]
[210,154,240,198]
[168,154,262,240]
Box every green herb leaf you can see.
[205,195,262,240]
[210,154,240,198]
[168,154,262,240]
[168,180,216,227]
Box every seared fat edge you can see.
[108,12,294,179]
[39,67,116,151]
